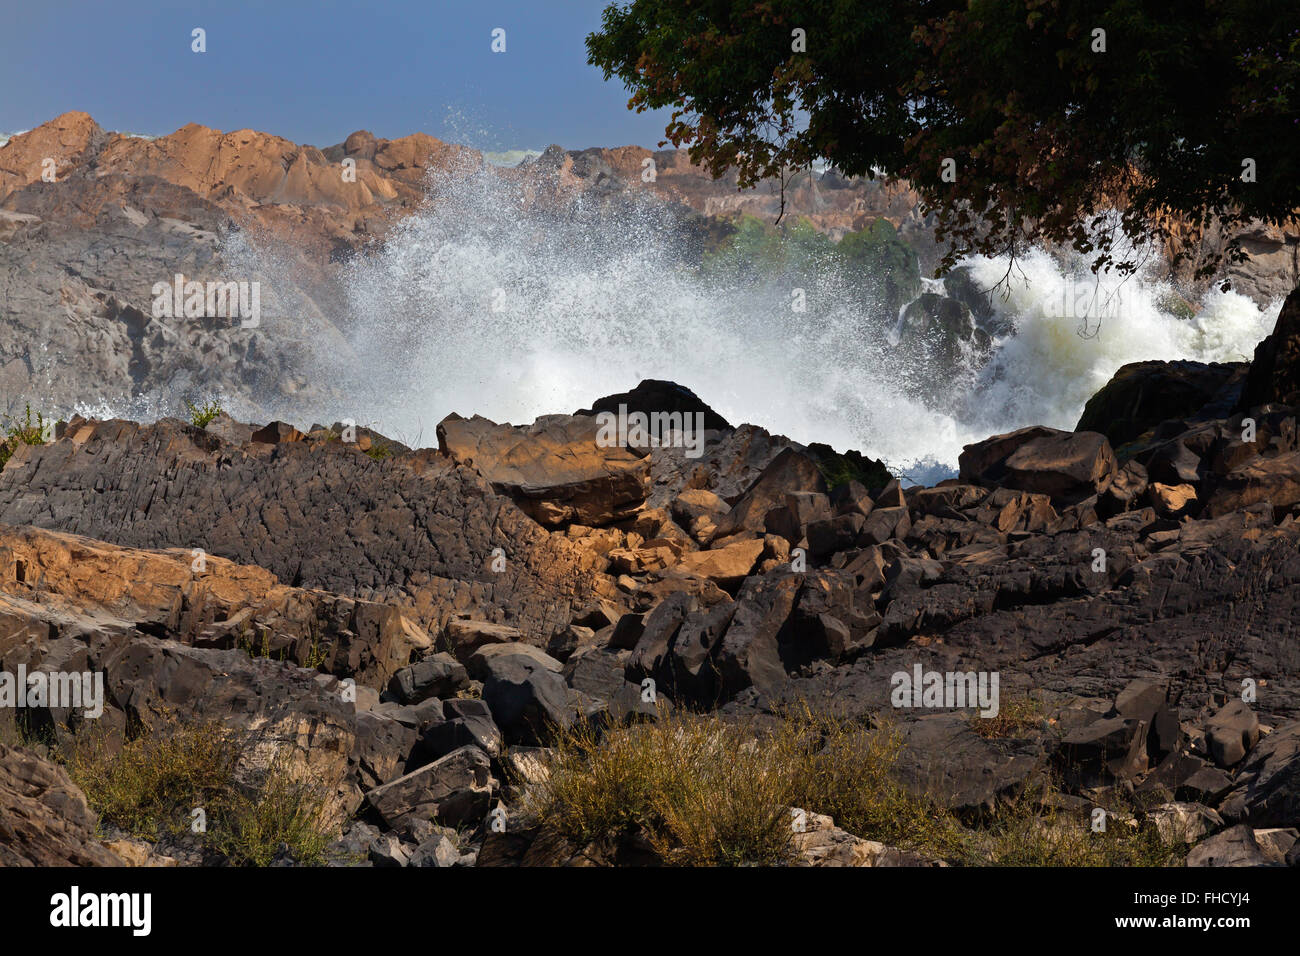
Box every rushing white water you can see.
[325,163,1280,482]
[961,251,1274,450]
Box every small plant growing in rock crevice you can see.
[0,403,57,469]
[185,399,223,429]
[969,693,1049,739]
[238,625,287,662]
[303,635,330,670]
[237,622,332,672]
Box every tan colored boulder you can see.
[994,491,1058,533]
[1002,430,1117,503]
[1148,802,1223,846]
[445,620,524,662]
[1150,482,1198,517]
[958,426,1062,485]
[104,839,180,866]
[672,488,729,522]
[673,538,765,587]
[713,448,828,538]
[789,810,943,867]
[608,538,685,574]
[437,413,650,527]
[0,524,428,689]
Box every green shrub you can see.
[969,693,1049,739]
[64,720,241,842]
[185,399,223,429]
[0,403,56,468]
[517,703,1189,867]
[836,217,923,315]
[210,751,337,867]
[519,708,799,865]
[63,719,339,866]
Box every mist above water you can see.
[320,163,1278,482]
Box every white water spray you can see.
[312,165,1282,481]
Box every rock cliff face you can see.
[0,112,477,257]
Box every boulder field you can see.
[2,367,1300,867]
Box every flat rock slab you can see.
[363,745,495,829]
[437,413,649,527]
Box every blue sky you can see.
[0,0,671,151]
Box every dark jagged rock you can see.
[1,375,1299,866]
[895,292,993,371]
[1076,360,1249,450]
[575,379,731,432]
[1219,720,1300,828]
[1000,430,1117,505]
[1238,287,1300,410]
[712,448,829,539]
[363,745,496,829]
[479,648,574,745]
[958,426,1063,487]
[804,444,892,495]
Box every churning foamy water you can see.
[326,163,1278,482]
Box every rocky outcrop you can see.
[3,376,1300,867]
[574,379,731,433]
[0,417,614,641]
[959,427,1116,504]
[0,112,480,262]
[0,112,108,197]
[0,743,123,866]
[1239,287,1300,410]
[1076,360,1249,449]
[0,523,431,690]
[895,292,993,379]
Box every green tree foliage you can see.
[589,1,1299,285]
